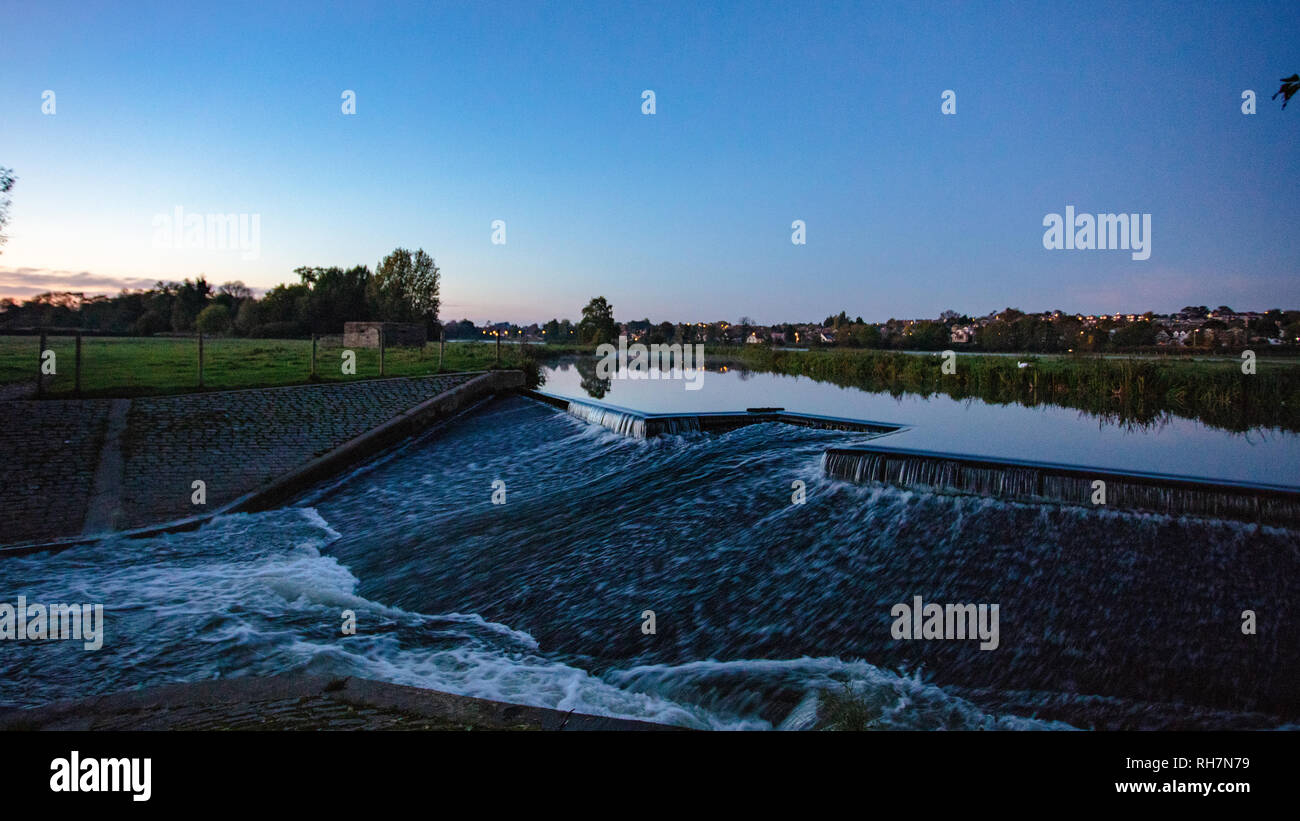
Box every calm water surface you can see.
[539,359,1300,488]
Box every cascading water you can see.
[823,447,1300,526]
[3,396,1297,730]
[566,400,647,438]
[560,395,893,440]
[563,399,705,438]
[645,416,703,436]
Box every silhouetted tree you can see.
[0,167,14,251]
[579,296,617,344]
[368,248,440,328]
[298,265,372,333]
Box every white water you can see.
[0,504,1072,730]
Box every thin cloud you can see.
[0,268,265,301]
[0,267,160,300]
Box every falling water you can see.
[566,400,648,438]
[823,447,1300,526]
[562,396,895,440]
[646,416,703,436]
[564,400,705,438]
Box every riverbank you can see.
[0,675,677,731]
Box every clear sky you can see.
[1,0,1296,324]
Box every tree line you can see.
[0,248,440,337]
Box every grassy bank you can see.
[0,336,568,398]
[705,346,1300,432]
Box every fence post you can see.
[75,331,82,396]
[36,329,46,398]
[438,330,445,372]
[379,328,386,377]
[198,332,204,389]
[311,334,317,378]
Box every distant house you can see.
[769,331,786,344]
[818,330,836,343]
[746,333,762,344]
[950,326,975,344]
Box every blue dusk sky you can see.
[1,0,1296,324]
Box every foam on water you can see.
[0,508,721,727]
[605,657,1076,730]
[0,505,1074,730]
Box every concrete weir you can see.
[2,370,526,556]
[525,390,903,438]
[823,445,1300,527]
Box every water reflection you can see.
[573,356,611,399]
[540,358,1300,488]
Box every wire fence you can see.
[0,330,519,398]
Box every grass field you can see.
[0,336,549,398]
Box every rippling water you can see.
[2,395,1297,730]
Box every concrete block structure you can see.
[343,321,427,348]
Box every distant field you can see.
[0,336,542,398]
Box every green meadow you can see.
[0,336,545,398]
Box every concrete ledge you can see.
[524,389,903,437]
[824,444,1300,526]
[0,674,680,731]
[0,370,527,556]
[228,369,524,514]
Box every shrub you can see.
[248,320,305,339]
[195,303,232,334]
[132,310,169,336]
